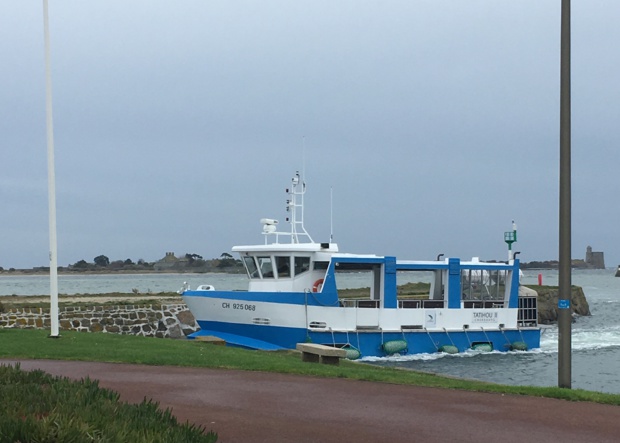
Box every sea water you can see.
[0,273,248,296]
[1,269,619,394]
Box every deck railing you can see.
[518,295,538,326]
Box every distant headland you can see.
[520,245,606,270]
[0,252,244,275]
[0,246,607,275]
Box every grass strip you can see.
[1,328,619,406]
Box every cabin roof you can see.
[232,242,340,253]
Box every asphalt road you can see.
[2,359,619,443]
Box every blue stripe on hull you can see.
[189,329,285,350]
[192,320,308,349]
[192,320,540,357]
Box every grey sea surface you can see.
[1,269,619,394]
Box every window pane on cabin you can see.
[258,256,274,278]
[294,257,310,275]
[314,261,329,270]
[243,256,259,279]
[460,269,504,301]
[275,256,291,278]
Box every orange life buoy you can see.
[312,278,324,292]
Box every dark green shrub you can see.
[0,364,217,442]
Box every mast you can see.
[287,172,313,243]
[261,172,315,244]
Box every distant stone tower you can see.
[585,245,605,269]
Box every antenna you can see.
[302,136,306,180]
[330,187,334,242]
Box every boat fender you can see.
[438,345,459,354]
[382,340,408,355]
[510,342,528,351]
[312,279,324,292]
[343,345,361,360]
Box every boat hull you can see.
[184,292,541,357]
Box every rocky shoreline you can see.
[527,284,591,324]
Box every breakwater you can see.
[527,285,590,324]
[0,304,198,338]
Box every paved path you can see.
[2,359,619,442]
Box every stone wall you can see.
[0,304,198,338]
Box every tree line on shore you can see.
[1,256,602,274]
[0,253,243,274]
[519,259,603,270]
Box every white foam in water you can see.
[540,324,620,352]
[361,352,449,363]
[360,347,546,363]
[572,325,620,351]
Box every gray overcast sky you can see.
[1,1,619,269]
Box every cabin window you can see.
[314,261,329,270]
[461,269,505,301]
[243,256,259,279]
[258,256,274,278]
[294,256,310,276]
[275,256,291,278]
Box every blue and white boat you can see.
[182,173,540,358]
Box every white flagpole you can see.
[43,0,60,337]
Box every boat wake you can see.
[360,347,545,363]
[540,324,620,352]
[360,324,620,363]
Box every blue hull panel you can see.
[188,329,285,350]
[192,320,541,357]
[192,321,307,349]
[314,328,541,357]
